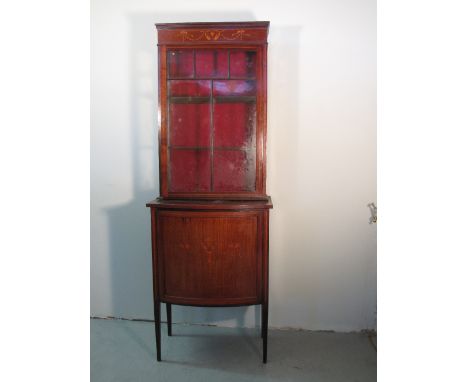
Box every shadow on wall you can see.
[105,12,301,329]
[266,25,304,326]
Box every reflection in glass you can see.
[213,80,256,96]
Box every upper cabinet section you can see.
[156,22,269,200]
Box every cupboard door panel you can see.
[158,212,260,302]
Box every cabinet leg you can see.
[262,302,268,363]
[154,300,161,361]
[166,303,172,336]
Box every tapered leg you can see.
[166,303,172,336]
[154,300,161,361]
[262,302,268,363]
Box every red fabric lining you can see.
[169,149,211,192]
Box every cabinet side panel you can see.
[150,208,159,300]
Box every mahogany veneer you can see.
[147,21,272,363]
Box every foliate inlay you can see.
[179,29,250,42]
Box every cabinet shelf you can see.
[169,146,254,151]
[169,96,210,104]
[168,76,256,80]
[214,96,256,103]
[169,96,256,104]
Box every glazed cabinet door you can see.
[156,210,263,305]
[159,45,267,200]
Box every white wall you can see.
[91,0,376,332]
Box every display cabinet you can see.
[146,21,272,363]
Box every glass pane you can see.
[169,80,210,96]
[169,149,210,192]
[195,50,228,78]
[168,50,194,78]
[213,150,255,192]
[169,103,210,147]
[213,80,256,96]
[214,102,256,148]
[230,51,256,78]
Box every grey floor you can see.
[91,318,376,382]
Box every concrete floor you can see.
[91,318,376,382]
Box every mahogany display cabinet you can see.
[146,21,272,363]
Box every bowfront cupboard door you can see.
[159,46,267,199]
[156,210,264,306]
